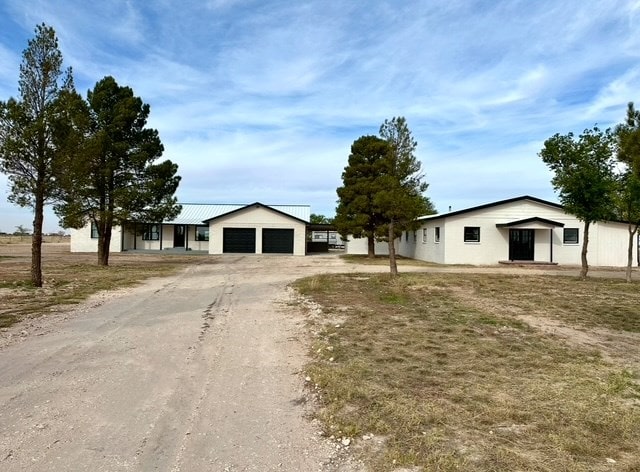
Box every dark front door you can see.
[509,229,534,261]
[174,225,185,248]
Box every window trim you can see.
[563,228,579,245]
[422,228,427,243]
[464,226,481,243]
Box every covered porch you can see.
[496,217,565,264]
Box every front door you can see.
[509,229,534,261]
[174,225,185,248]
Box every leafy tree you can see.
[612,170,640,282]
[0,24,74,286]
[335,135,390,257]
[310,213,332,224]
[615,102,640,281]
[54,76,181,266]
[14,225,31,240]
[378,116,434,276]
[539,127,616,279]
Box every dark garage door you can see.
[223,228,256,253]
[262,228,294,254]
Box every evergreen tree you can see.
[0,24,74,286]
[335,135,390,258]
[378,117,434,276]
[54,76,181,266]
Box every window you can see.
[563,228,579,244]
[422,228,427,243]
[90,221,99,239]
[464,226,480,242]
[405,231,409,242]
[196,225,209,241]
[142,224,160,241]
[435,227,440,243]
[413,231,417,243]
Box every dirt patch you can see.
[518,313,640,369]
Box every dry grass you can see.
[0,243,207,328]
[0,234,70,244]
[295,272,640,471]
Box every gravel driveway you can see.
[0,254,373,472]
[0,251,626,471]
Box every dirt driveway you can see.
[0,254,386,471]
[0,252,632,471]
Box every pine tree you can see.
[0,24,74,286]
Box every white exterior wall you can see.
[398,200,637,267]
[70,225,123,253]
[568,221,635,267]
[402,221,446,264]
[344,237,391,255]
[208,206,306,255]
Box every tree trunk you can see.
[98,225,112,266]
[388,221,398,277]
[580,220,590,280]
[367,236,375,258]
[626,224,637,283]
[31,191,44,287]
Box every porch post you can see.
[134,222,137,250]
[185,225,189,251]
[550,228,553,263]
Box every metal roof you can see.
[163,203,311,225]
[417,196,563,221]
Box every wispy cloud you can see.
[0,0,639,231]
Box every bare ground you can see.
[1,245,638,471]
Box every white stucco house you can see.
[70,202,310,256]
[345,196,638,267]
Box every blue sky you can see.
[1,0,639,233]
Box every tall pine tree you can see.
[378,117,433,276]
[54,76,181,266]
[335,135,390,257]
[0,24,74,286]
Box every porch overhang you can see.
[496,217,564,229]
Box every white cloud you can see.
[0,0,638,229]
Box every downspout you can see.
[160,224,163,250]
[550,228,553,263]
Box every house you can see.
[345,196,638,267]
[70,202,310,255]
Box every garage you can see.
[223,228,256,253]
[262,228,294,254]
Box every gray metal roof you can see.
[163,203,311,225]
